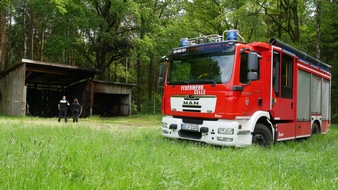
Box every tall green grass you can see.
[0,115,337,189]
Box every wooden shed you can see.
[67,80,135,117]
[0,59,134,117]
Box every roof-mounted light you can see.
[222,30,245,42]
[178,30,244,47]
[227,31,237,40]
[180,38,189,47]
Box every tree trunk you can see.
[315,0,321,59]
[0,6,7,71]
[70,49,76,66]
[125,57,128,83]
[291,0,300,42]
[30,9,34,59]
[136,53,142,112]
[148,58,153,100]
[39,28,44,61]
[96,50,108,80]
[277,0,282,38]
[135,11,147,113]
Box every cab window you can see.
[240,53,249,84]
[281,53,293,99]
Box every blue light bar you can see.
[180,38,188,47]
[227,31,237,40]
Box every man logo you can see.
[183,100,199,106]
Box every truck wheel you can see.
[252,123,273,147]
[311,122,320,135]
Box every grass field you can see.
[0,115,337,189]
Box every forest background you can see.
[0,0,337,118]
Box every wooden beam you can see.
[90,79,94,117]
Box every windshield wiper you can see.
[169,81,189,85]
[188,79,217,86]
[169,80,217,86]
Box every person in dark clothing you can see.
[71,98,81,123]
[58,95,70,122]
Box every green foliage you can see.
[50,0,69,14]
[133,35,155,63]
[0,0,11,9]
[320,1,338,115]
[0,116,338,189]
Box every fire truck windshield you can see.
[167,52,234,85]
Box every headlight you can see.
[162,122,169,128]
[218,128,234,135]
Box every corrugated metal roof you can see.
[23,59,100,86]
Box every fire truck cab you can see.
[159,30,331,147]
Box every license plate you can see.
[181,123,199,131]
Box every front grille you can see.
[179,130,202,139]
[182,118,204,124]
[182,105,202,108]
[182,109,201,112]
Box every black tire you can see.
[311,122,320,135]
[252,123,273,147]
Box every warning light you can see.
[227,30,237,41]
[180,38,188,47]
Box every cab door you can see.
[271,49,296,140]
[271,50,295,120]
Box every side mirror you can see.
[248,52,259,81]
[158,57,167,87]
[248,52,258,71]
[247,72,258,81]
[158,76,164,87]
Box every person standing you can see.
[58,95,70,122]
[71,98,81,123]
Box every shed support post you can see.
[90,79,94,117]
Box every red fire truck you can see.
[159,30,331,147]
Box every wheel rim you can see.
[253,133,267,146]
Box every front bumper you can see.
[161,116,252,147]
